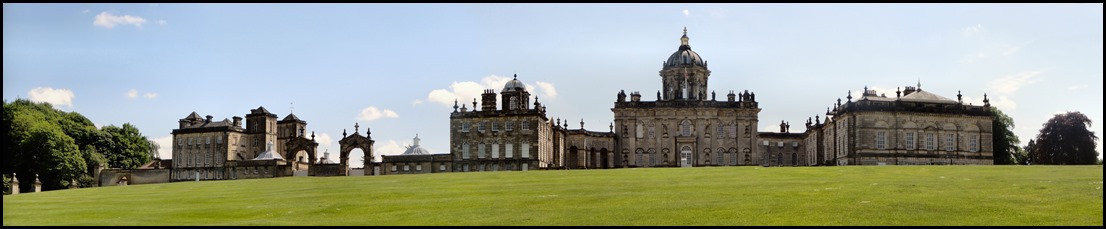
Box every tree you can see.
[1029,111,1100,165]
[991,107,1020,165]
[100,123,152,169]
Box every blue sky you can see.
[5,3,1102,167]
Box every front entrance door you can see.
[681,146,692,167]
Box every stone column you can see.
[10,173,18,195]
[33,174,42,193]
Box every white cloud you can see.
[82,9,90,13]
[93,12,147,29]
[157,20,167,26]
[536,81,558,99]
[424,75,558,107]
[313,133,334,155]
[1068,85,1088,91]
[28,87,75,108]
[682,9,690,17]
[372,139,409,162]
[357,106,399,121]
[411,99,424,105]
[153,135,173,159]
[962,24,982,37]
[127,89,138,99]
[143,92,158,99]
[987,71,1041,95]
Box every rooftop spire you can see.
[680,27,690,46]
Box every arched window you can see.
[680,120,692,136]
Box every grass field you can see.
[3,165,1102,226]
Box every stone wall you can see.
[98,169,171,187]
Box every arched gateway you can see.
[339,123,375,176]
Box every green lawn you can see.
[3,165,1102,226]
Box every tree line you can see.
[992,107,1099,165]
[3,99,155,193]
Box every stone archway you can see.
[339,123,375,176]
[285,135,319,176]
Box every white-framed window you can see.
[462,144,470,159]
[462,164,469,172]
[206,136,212,145]
[510,97,518,110]
[178,138,183,146]
[391,165,397,172]
[216,137,223,144]
[492,122,498,132]
[492,143,499,159]
[461,122,468,132]
[763,140,770,146]
[478,144,485,159]
[505,143,514,158]
[478,122,485,132]
[506,122,513,131]
[521,143,530,158]
[439,164,446,171]
[416,165,422,171]
[905,132,916,150]
[876,131,886,150]
[945,133,955,152]
[521,121,529,130]
[925,133,935,150]
[969,135,979,152]
[403,165,410,171]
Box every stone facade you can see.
[804,86,994,165]
[449,76,548,172]
[612,28,762,168]
[170,106,318,181]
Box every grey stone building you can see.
[381,135,452,175]
[449,76,550,172]
[612,28,763,168]
[804,86,994,165]
[170,106,319,181]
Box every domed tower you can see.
[500,74,531,111]
[660,27,712,101]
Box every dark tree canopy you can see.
[991,107,1020,165]
[1030,111,1099,165]
[3,99,152,192]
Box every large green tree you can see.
[3,99,152,191]
[100,123,152,169]
[1029,111,1100,165]
[991,107,1020,165]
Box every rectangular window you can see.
[189,137,194,145]
[926,133,935,150]
[521,143,530,158]
[462,164,469,172]
[970,135,979,152]
[479,123,485,132]
[648,126,655,139]
[391,165,397,171]
[728,125,737,138]
[439,164,446,171]
[403,165,410,171]
[416,165,422,171]
[461,123,468,132]
[876,131,886,150]
[478,144,485,159]
[522,163,529,171]
[505,143,514,158]
[492,122,498,132]
[521,121,529,130]
[945,133,955,152]
[506,122,513,131]
[717,125,725,137]
[216,137,223,144]
[462,144,470,159]
[492,144,499,159]
[905,132,916,150]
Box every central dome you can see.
[663,28,707,68]
[503,74,526,92]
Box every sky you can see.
[4,3,1103,168]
